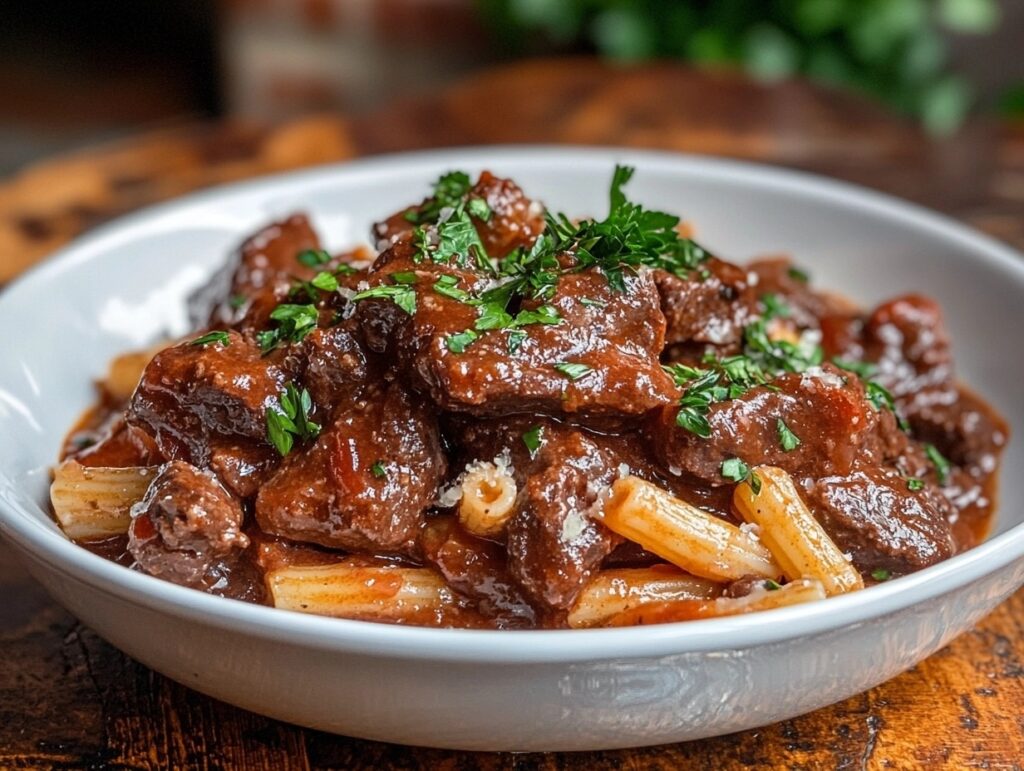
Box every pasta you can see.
[568,566,722,628]
[50,461,156,540]
[733,466,864,596]
[600,476,782,582]
[266,563,462,622]
[457,461,518,538]
[101,342,169,402]
[604,578,827,626]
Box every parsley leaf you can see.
[371,461,388,479]
[229,294,248,310]
[445,329,479,353]
[507,329,527,353]
[350,283,417,316]
[553,362,592,381]
[761,293,791,320]
[721,457,762,494]
[266,383,320,456]
[787,266,810,284]
[468,197,490,220]
[833,357,877,379]
[871,568,892,581]
[407,171,473,225]
[925,443,952,485]
[906,477,925,491]
[310,271,339,292]
[777,419,801,452]
[297,248,332,267]
[257,303,319,353]
[433,274,472,302]
[191,330,231,347]
[522,424,544,457]
[763,579,782,591]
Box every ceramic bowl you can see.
[1,147,1022,751]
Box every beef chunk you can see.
[656,257,757,350]
[128,461,250,593]
[907,387,1008,470]
[419,517,537,628]
[255,383,445,554]
[66,415,163,468]
[806,465,956,574]
[193,214,322,328]
[747,256,856,330]
[300,320,379,407]
[648,364,878,484]
[127,331,292,458]
[372,171,543,259]
[862,295,954,406]
[357,241,677,418]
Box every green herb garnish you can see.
[507,329,527,353]
[871,568,892,581]
[925,443,951,485]
[763,579,782,591]
[229,294,248,310]
[371,461,388,479]
[266,383,320,456]
[433,274,472,302]
[191,330,231,347]
[406,171,473,225]
[522,425,544,457]
[721,457,761,494]
[833,357,877,379]
[787,266,809,284]
[468,197,491,220]
[257,303,319,353]
[553,362,592,381]
[297,248,332,267]
[350,283,417,316]
[445,329,479,354]
[310,271,339,292]
[777,419,801,452]
[761,292,790,320]
[906,477,925,491]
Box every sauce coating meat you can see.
[56,166,1008,629]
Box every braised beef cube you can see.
[420,517,537,627]
[300,320,378,407]
[907,388,1008,470]
[747,256,857,330]
[358,243,678,418]
[648,365,878,484]
[862,295,954,404]
[208,441,280,499]
[806,465,956,575]
[255,383,445,554]
[127,331,292,464]
[372,171,543,259]
[128,461,249,593]
[193,213,322,327]
[655,258,758,349]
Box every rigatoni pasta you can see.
[568,566,722,628]
[734,466,863,596]
[457,461,517,538]
[101,342,169,402]
[599,476,782,582]
[50,461,156,540]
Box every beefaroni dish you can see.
[51,167,1008,628]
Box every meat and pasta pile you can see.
[51,167,1008,628]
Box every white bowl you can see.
[1,147,1022,752]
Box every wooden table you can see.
[2,59,1024,769]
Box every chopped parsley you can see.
[743,316,822,374]
[871,568,892,582]
[833,357,877,379]
[721,457,761,494]
[405,171,473,225]
[371,461,388,479]
[664,356,769,439]
[522,424,544,457]
[507,329,527,354]
[579,297,607,308]
[787,266,810,284]
[391,271,418,285]
[310,271,339,292]
[433,274,472,302]
[297,248,332,267]
[763,579,782,591]
[266,383,320,456]
[415,205,492,272]
[553,362,592,381]
[777,419,801,452]
[906,477,925,491]
[467,197,491,220]
[257,303,319,353]
[925,443,951,485]
[190,330,231,347]
[761,293,790,319]
[350,283,417,316]
[445,329,479,354]
[229,294,248,310]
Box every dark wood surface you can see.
[2,59,1024,769]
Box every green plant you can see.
[478,0,1000,134]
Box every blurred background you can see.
[3,0,1024,176]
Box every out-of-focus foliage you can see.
[478,0,1000,134]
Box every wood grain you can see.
[2,58,1024,768]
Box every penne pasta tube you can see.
[266,563,462,623]
[604,578,827,627]
[101,342,169,403]
[734,466,864,596]
[50,461,157,540]
[568,566,722,628]
[458,461,517,538]
[600,476,782,582]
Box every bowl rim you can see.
[2,144,1023,663]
